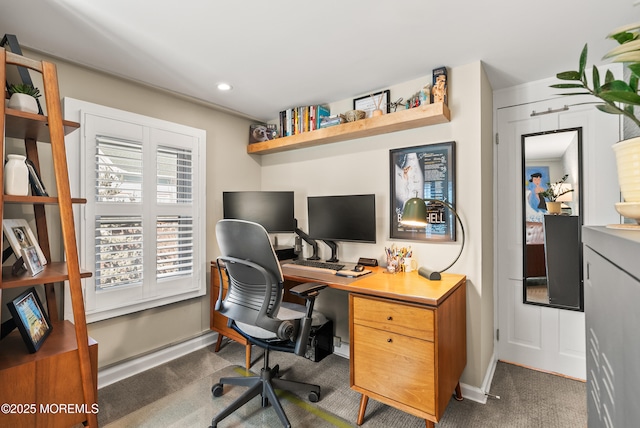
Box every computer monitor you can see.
[222,191,295,233]
[307,194,376,262]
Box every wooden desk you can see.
[210,263,467,427]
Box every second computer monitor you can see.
[307,194,376,243]
[222,191,295,233]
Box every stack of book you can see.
[319,114,346,128]
[279,104,330,137]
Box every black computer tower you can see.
[304,319,333,362]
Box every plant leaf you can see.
[579,44,588,75]
[604,69,615,84]
[599,90,640,105]
[550,83,586,89]
[629,63,640,78]
[593,66,601,92]
[596,104,624,114]
[556,71,581,81]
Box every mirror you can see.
[522,128,583,310]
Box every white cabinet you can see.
[583,226,640,428]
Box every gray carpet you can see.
[99,339,586,427]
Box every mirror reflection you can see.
[522,128,583,310]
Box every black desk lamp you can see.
[400,198,465,280]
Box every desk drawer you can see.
[352,323,435,414]
[352,294,434,341]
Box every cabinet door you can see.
[0,362,37,427]
[352,323,435,414]
[585,247,640,428]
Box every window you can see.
[64,99,206,322]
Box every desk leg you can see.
[425,419,435,428]
[356,395,369,425]
[214,334,224,352]
[245,344,252,369]
[454,381,463,401]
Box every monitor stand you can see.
[323,240,339,263]
[295,226,320,260]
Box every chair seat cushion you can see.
[236,302,328,339]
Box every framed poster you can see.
[390,141,456,241]
[7,287,52,353]
[524,165,550,223]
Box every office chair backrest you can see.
[215,219,289,337]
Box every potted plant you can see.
[7,83,41,114]
[540,174,574,215]
[551,22,640,217]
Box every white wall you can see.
[260,61,494,388]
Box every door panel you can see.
[496,96,618,379]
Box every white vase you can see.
[4,154,29,196]
[612,136,640,203]
[7,93,38,114]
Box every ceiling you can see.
[1,0,638,122]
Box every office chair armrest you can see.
[289,282,327,299]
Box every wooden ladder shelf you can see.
[0,48,97,427]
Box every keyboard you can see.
[284,260,345,274]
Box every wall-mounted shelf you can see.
[247,102,450,155]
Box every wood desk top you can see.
[281,265,465,307]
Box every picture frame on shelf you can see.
[6,287,53,353]
[2,219,47,266]
[22,246,44,276]
[25,158,48,196]
[390,141,456,242]
[353,90,390,118]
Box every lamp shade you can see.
[555,183,573,202]
[399,197,466,281]
[400,197,428,226]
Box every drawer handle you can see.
[387,316,393,321]
[387,338,393,343]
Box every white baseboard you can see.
[460,351,499,404]
[332,341,350,359]
[98,332,217,389]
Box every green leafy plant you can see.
[540,174,574,202]
[551,22,640,129]
[8,83,41,99]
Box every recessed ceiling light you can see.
[217,83,232,91]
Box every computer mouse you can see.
[354,264,365,272]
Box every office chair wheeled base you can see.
[210,356,321,428]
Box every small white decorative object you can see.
[5,154,29,196]
[8,93,38,114]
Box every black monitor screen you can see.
[223,191,295,233]
[307,194,376,243]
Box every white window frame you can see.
[63,98,206,323]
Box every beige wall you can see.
[20,48,259,368]
[12,50,495,389]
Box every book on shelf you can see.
[278,104,330,137]
[319,114,345,128]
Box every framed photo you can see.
[25,159,48,196]
[390,141,456,241]
[22,246,44,276]
[2,219,47,266]
[353,90,390,118]
[6,287,52,353]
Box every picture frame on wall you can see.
[389,141,456,241]
[353,89,390,118]
[2,219,47,266]
[6,287,52,353]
